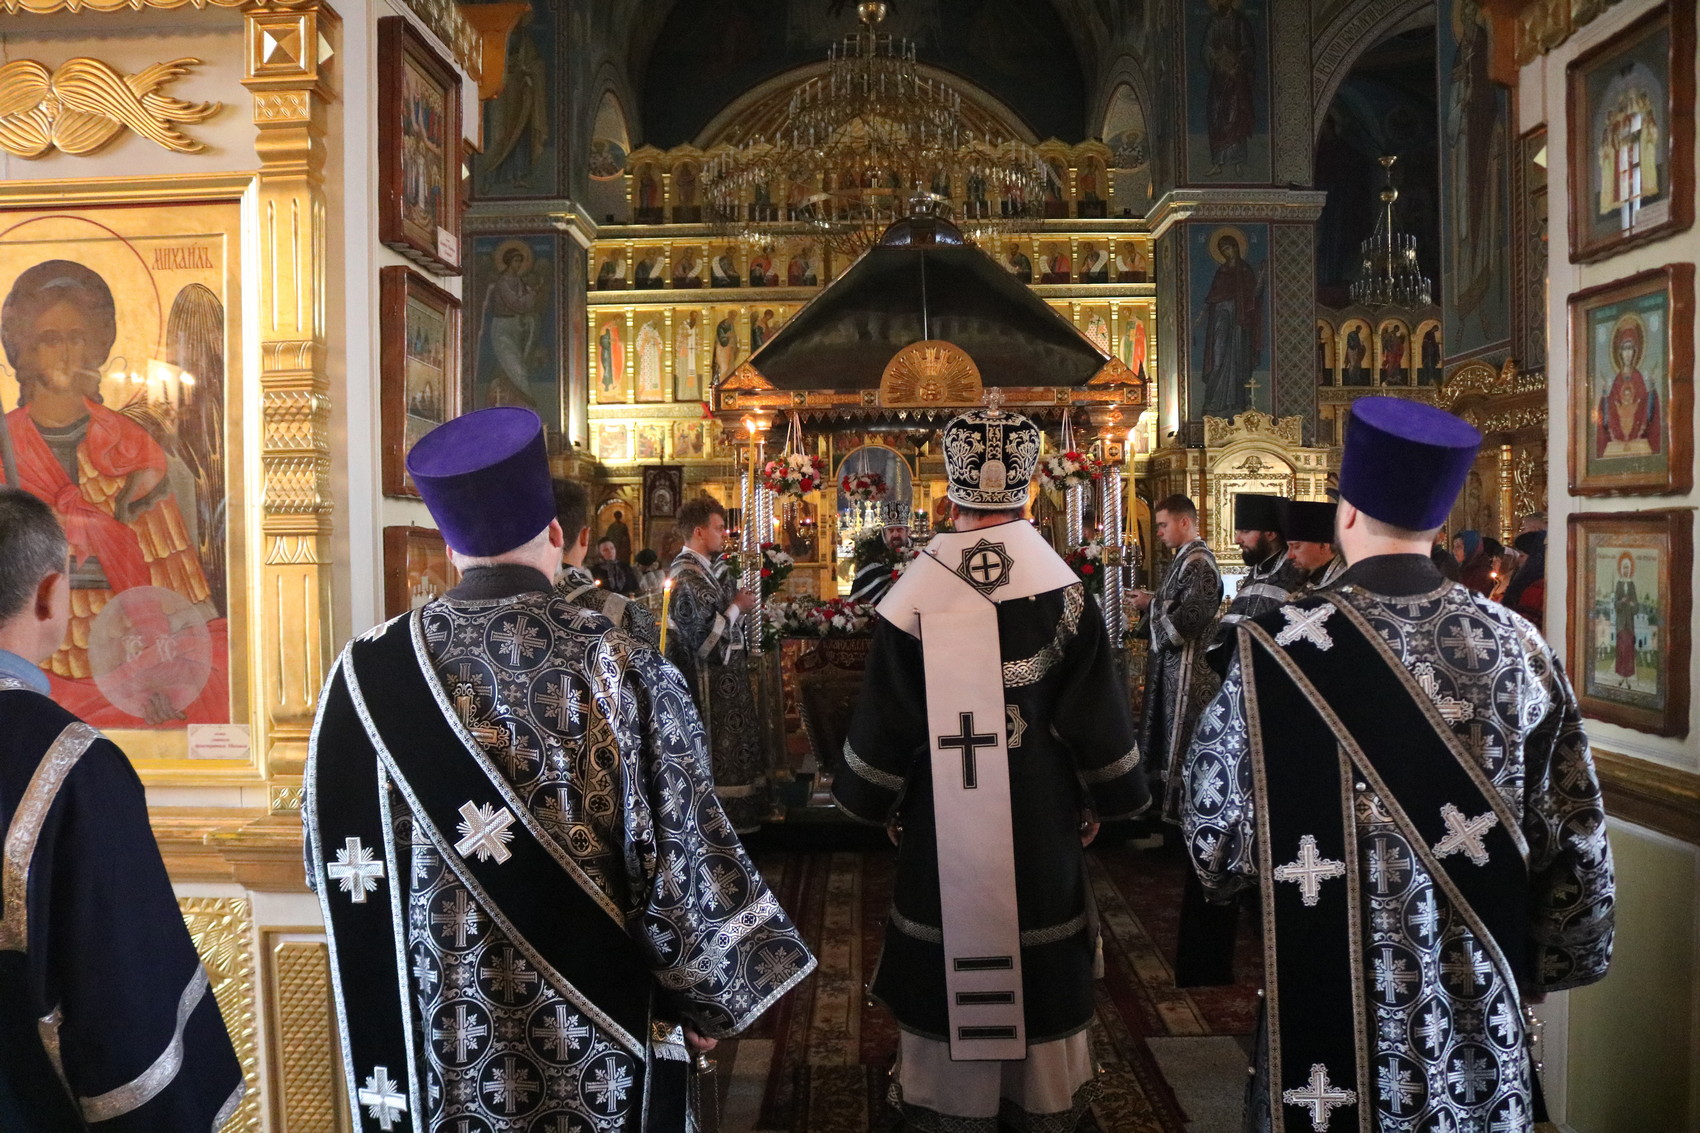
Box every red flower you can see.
[760,568,772,577]
[800,478,816,491]
[1081,563,1095,574]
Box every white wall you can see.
[1520,4,1700,1128]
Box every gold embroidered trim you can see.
[0,721,97,952]
[1003,584,1085,688]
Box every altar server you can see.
[306,409,813,1132]
[1182,398,1614,1133]
[835,404,1149,1133]
[0,486,243,1131]
[1129,493,1222,821]
[664,495,767,833]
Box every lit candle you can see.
[744,416,760,487]
[1124,428,1137,540]
[659,577,674,655]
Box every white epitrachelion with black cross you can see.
[922,602,1025,1060]
[881,522,1080,1061]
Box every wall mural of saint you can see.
[1439,0,1511,355]
[476,238,552,412]
[1191,224,1269,418]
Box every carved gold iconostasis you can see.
[582,142,1160,564]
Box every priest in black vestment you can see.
[1130,494,1222,823]
[847,521,914,605]
[834,406,1149,1133]
[306,409,813,1132]
[1182,399,1614,1133]
[1207,492,1307,675]
[0,487,244,1131]
[1282,498,1347,592]
[664,496,767,833]
[552,477,659,645]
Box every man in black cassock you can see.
[0,487,243,1131]
[1183,398,1614,1133]
[1282,498,1347,592]
[591,537,641,596]
[1207,492,1307,675]
[1129,493,1221,823]
[834,405,1149,1133]
[664,496,766,833]
[552,477,659,645]
[306,409,813,1132]
[847,521,914,605]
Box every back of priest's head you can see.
[0,487,71,664]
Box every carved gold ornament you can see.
[880,340,983,407]
[0,57,219,158]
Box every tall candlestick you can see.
[659,577,673,655]
[1123,428,1137,542]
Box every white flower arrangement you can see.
[1037,450,1103,492]
[762,452,826,500]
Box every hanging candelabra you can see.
[701,1,1052,257]
[1350,155,1432,309]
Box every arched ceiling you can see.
[623,0,1098,148]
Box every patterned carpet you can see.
[705,827,1263,1132]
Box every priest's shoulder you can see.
[1454,585,1559,668]
[1244,589,1334,635]
[0,685,88,749]
[0,689,123,797]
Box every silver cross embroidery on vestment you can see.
[1273,833,1347,907]
[358,1066,408,1130]
[455,800,518,864]
[1281,1062,1355,1130]
[1274,604,1336,650]
[1432,802,1497,866]
[327,836,385,903]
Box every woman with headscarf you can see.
[1452,529,1495,595]
[1502,529,1546,631]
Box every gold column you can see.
[243,3,339,781]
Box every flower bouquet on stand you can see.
[762,452,826,501]
[1037,450,1104,494]
[756,542,795,599]
[1065,538,1106,595]
[839,470,888,503]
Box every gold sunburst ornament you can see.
[879,339,983,407]
[0,57,220,158]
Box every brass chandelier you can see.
[1350,155,1433,308]
[701,1,1054,258]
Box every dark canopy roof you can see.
[736,219,1121,393]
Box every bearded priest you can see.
[834,403,1150,1133]
[306,408,814,1133]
